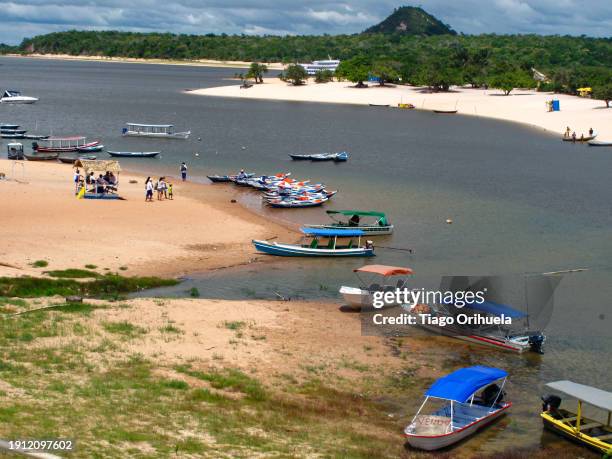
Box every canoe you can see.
[0,129,26,134]
[433,109,458,114]
[289,152,349,161]
[562,132,597,142]
[369,104,390,107]
[207,175,232,183]
[107,151,160,158]
[587,140,612,147]
[77,144,104,153]
[24,152,59,161]
[58,155,97,163]
[289,154,311,160]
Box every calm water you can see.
[1,56,610,455]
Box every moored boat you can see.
[122,123,190,139]
[58,154,97,163]
[0,129,26,134]
[0,90,38,104]
[107,151,160,158]
[207,175,233,183]
[404,366,510,451]
[77,144,104,153]
[587,140,612,147]
[562,132,597,142]
[304,210,393,235]
[253,228,375,257]
[24,152,59,161]
[33,137,100,153]
[433,109,458,114]
[289,152,349,162]
[339,265,414,309]
[541,380,612,454]
[0,124,19,130]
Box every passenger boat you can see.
[0,124,19,130]
[107,151,160,158]
[304,210,393,236]
[253,228,375,257]
[339,265,414,309]
[289,152,349,162]
[0,90,38,104]
[23,134,49,140]
[405,366,510,451]
[408,274,560,354]
[24,152,59,161]
[1,132,25,139]
[122,123,190,139]
[541,380,612,454]
[7,143,24,160]
[562,132,597,142]
[33,137,100,153]
[588,140,612,147]
[77,144,104,153]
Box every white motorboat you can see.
[0,90,38,104]
[339,264,413,309]
[122,123,190,139]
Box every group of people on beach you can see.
[564,126,594,141]
[73,169,118,195]
[145,177,173,202]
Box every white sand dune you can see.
[191,80,612,141]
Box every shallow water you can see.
[1,56,610,456]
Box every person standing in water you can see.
[180,162,187,181]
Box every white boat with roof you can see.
[339,265,413,309]
[0,90,38,104]
[33,136,100,153]
[122,123,190,139]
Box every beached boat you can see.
[253,228,375,257]
[289,152,349,162]
[339,265,414,309]
[207,175,233,183]
[266,197,329,208]
[77,144,104,153]
[107,151,160,158]
[122,123,190,139]
[7,143,24,160]
[33,137,100,153]
[541,381,612,454]
[433,109,458,114]
[408,274,558,354]
[0,90,38,104]
[587,140,612,147]
[24,152,59,161]
[58,154,97,164]
[405,366,511,451]
[562,132,597,142]
[369,103,390,107]
[304,210,394,236]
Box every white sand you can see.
[190,80,612,141]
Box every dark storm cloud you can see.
[0,0,610,44]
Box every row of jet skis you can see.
[207,172,337,208]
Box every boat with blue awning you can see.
[303,210,393,236]
[252,228,375,257]
[405,366,511,450]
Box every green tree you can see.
[246,62,268,83]
[370,61,400,86]
[284,64,308,85]
[335,56,371,87]
[593,83,612,108]
[488,68,534,95]
[314,69,334,83]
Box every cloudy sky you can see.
[1,0,611,44]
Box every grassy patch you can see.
[31,260,48,268]
[223,320,246,331]
[84,264,97,269]
[189,287,200,298]
[44,268,101,278]
[103,321,147,338]
[175,365,266,401]
[159,323,183,334]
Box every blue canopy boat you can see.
[405,366,510,450]
[252,228,375,257]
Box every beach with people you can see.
[190,80,612,141]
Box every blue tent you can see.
[466,300,527,319]
[425,366,508,403]
[300,227,364,237]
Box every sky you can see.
[0,0,611,45]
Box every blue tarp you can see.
[425,366,508,403]
[466,300,527,319]
[300,227,364,237]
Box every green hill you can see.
[364,6,456,35]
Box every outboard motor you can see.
[529,334,545,354]
[542,394,562,413]
[482,384,505,405]
[32,142,38,151]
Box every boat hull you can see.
[405,404,509,450]
[24,153,59,161]
[541,412,612,453]
[588,140,612,147]
[122,131,190,139]
[107,151,160,158]
[0,97,38,104]
[253,240,374,257]
[339,286,371,308]
[35,141,100,153]
[303,224,393,236]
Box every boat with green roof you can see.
[303,210,393,236]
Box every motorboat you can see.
[304,210,394,236]
[339,264,414,309]
[33,137,101,153]
[253,228,374,257]
[107,151,160,158]
[405,366,510,450]
[122,123,190,139]
[541,380,612,454]
[0,90,38,104]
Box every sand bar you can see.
[191,79,612,141]
[0,159,293,278]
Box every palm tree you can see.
[246,62,268,83]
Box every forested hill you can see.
[364,6,455,35]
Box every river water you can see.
[1,56,610,456]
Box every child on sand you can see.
[168,183,173,200]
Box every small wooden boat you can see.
[58,154,97,163]
[369,103,390,107]
[587,140,612,147]
[107,151,160,158]
[0,129,26,134]
[22,134,49,140]
[289,154,311,160]
[207,175,232,183]
[266,197,329,208]
[122,123,190,139]
[562,132,597,142]
[405,366,511,451]
[0,124,19,130]
[1,132,25,139]
[304,210,394,236]
[253,228,374,257]
[289,152,349,162]
[433,109,458,114]
[77,144,104,153]
[24,152,59,161]
[339,265,414,309]
[541,380,612,454]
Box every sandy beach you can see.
[191,79,612,141]
[6,53,285,70]
[0,159,294,278]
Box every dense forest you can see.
[2,6,611,97]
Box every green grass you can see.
[103,321,147,338]
[223,320,246,331]
[189,287,200,298]
[44,268,101,278]
[0,274,178,298]
[175,365,266,401]
[159,323,183,334]
[84,264,97,269]
[31,260,48,268]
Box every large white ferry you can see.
[298,59,340,75]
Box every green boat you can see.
[303,210,393,236]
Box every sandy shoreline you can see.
[0,159,294,278]
[3,53,285,70]
[190,79,612,141]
